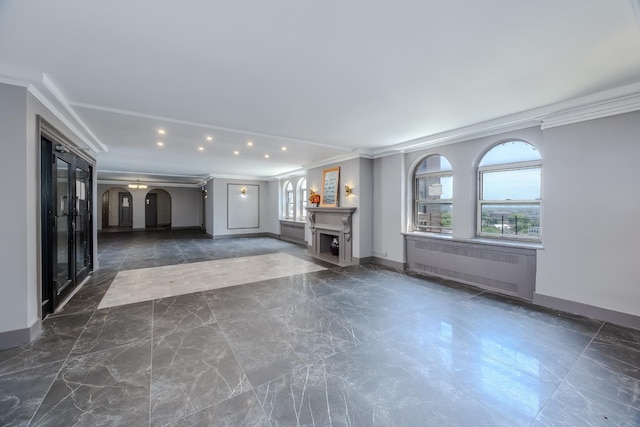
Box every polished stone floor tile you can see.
[0,312,92,376]
[71,301,152,356]
[269,300,363,364]
[152,292,215,339]
[167,391,272,427]
[255,363,376,427]
[3,230,640,426]
[0,361,62,427]
[217,313,307,387]
[150,324,252,426]
[30,340,151,427]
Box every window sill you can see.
[279,219,306,225]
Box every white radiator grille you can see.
[414,241,520,264]
[406,236,536,299]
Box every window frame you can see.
[477,143,541,242]
[283,181,294,220]
[297,178,307,221]
[413,154,453,234]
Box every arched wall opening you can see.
[145,188,172,229]
[101,187,133,229]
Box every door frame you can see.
[118,192,133,227]
[40,119,94,318]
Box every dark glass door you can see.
[55,157,72,297]
[41,137,93,317]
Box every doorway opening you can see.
[145,189,171,229]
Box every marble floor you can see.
[1,229,639,426]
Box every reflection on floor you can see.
[1,229,639,426]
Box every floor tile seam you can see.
[25,323,88,427]
[199,291,256,394]
[70,336,154,361]
[528,320,606,425]
[148,300,154,427]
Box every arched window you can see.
[297,178,307,220]
[283,181,294,219]
[478,140,541,241]
[414,154,453,233]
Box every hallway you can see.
[1,230,639,426]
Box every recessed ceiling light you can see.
[281,146,287,151]
[264,154,269,158]
[198,146,204,151]
[158,129,165,134]
[234,150,239,155]
[247,141,253,146]
[157,142,164,146]
[206,136,213,141]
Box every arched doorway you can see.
[145,189,172,229]
[101,187,133,230]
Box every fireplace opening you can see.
[319,232,339,256]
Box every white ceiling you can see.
[1,0,640,185]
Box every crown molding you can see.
[372,81,640,157]
[0,65,106,153]
[40,75,108,152]
[302,148,373,171]
[541,92,640,129]
[97,179,202,189]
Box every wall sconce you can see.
[128,180,148,189]
[241,187,247,196]
[344,185,353,196]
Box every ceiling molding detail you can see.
[301,149,371,171]
[97,179,202,189]
[373,81,640,156]
[40,75,108,152]
[541,92,640,129]
[0,67,107,153]
[28,85,104,154]
[70,102,352,152]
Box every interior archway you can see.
[145,188,172,229]
[101,187,133,230]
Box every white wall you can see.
[0,84,29,335]
[536,111,640,317]
[165,187,202,228]
[373,154,404,263]
[213,178,272,236]
[357,158,374,260]
[266,179,280,231]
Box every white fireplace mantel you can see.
[306,207,357,265]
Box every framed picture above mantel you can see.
[321,166,340,207]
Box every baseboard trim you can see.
[0,319,42,350]
[213,232,275,239]
[371,256,405,270]
[278,236,307,246]
[534,293,640,330]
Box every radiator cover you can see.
[405,235,537,300]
